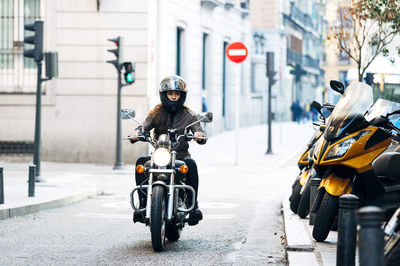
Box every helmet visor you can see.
[159,76,187,93]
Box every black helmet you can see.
[159,75,187,113]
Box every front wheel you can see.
[312,193,339,242]
[297,181,311,218]
[290,179,302,214]
[150,186,166,252]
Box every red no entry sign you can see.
[226,42,248,63]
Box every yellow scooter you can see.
[311,82,400,242]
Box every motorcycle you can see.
[289,80,343,217]
[384,207,400,266]
[311,81,400,242]
[120,109,212,251]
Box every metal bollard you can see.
[309,178,321,225]
[337,194,359,266]
[0,167,4,204]
[28,165,36,197]
[358,206,385,266]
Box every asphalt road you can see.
[0,162,298,265]
[0,124,313,265]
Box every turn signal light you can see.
[136,165,145,173]
[179,165,189,174]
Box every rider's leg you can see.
[133,156,150,223]
[183,157,203,225]
[135,156,151,208]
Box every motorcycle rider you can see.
[130,75,206,225]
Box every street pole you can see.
[266,52,276,154]
[33,61,43,181]
[114,69,124,169]
[266,74,272,154]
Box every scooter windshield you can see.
[324,82,373,141]
[365,99,400,126]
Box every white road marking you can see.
[101,201,131,209]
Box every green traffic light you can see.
[126,73,133,83]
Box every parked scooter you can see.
[121,109,212,251]
[289,81,344,217]
[311,82,400,242]
[384,206,400,266]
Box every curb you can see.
[282,199,314,251]
[0,188,98,220]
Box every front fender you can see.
[299,170,309,186]
[319,172,352,196]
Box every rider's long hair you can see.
[149,104,189,140]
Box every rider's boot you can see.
[133,196,146,223]
[188,202,203,226]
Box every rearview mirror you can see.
[311,101,322,114]
[197,112,213,123]
[330,80,345,95]
[120,109,135,120]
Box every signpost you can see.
[226,42,248,165]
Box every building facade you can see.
[250,0,327,121]
[0,0,258,164]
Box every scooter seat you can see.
[373,152,400,179]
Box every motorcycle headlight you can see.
[325,130,371,160]
[152,148,171,167]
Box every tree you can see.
[327,0,400,81]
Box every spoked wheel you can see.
[290,179,302,214]
[150,186,166,252]
[297,181,311,218]
[312,193,339,242]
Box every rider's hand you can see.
[194,132,205,141]
[129,131,139,141]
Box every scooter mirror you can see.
[330,80,345,95]
[120,109,135,119]
[311,101,322,113]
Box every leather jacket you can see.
[135,107,206,159]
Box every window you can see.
[0,0,41,94]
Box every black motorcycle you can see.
[121,109,212,251]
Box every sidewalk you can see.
[0,121,335,265]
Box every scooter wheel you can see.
[312,193,339,242]
[290,179,302,214]
[297,181,311,219]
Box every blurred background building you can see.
[250,0,327,121]
[0,0,259,164]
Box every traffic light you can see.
[107,37,123,70]
[23,21,43,62]
[266,52,277,86]
[123,62,135,84]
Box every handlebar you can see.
[124,133,207,147]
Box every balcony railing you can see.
[289,3,318,32]
[287,49,302,66]
[303,55,319,70]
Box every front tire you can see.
[290,179,302,214]
[312,193,339,242]
[150,186,166,252]
[297,181,311,218]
